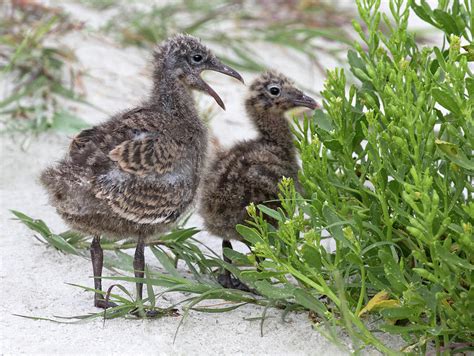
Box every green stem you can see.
[285,264,397,355]
[355,264,366,315]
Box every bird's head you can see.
[154,34,244,110]
[246,70,318,114]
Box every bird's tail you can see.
[40,164,72,205]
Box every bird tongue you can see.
[201,79,226,110]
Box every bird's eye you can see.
[192,54,203,63]
[269,86,280,96]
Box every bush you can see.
[241,0,473,353]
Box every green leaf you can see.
[345,252,363,265]
[434,244,474,270]
[466,78,474,98]
[313,109,334,132]
[236,225,264,245]
[378,249,407,294]
[48,233,79,255]
[222,248,251,265]
[432,88,461,115]
[381,306,418,320]
[145,267,156,307]
[322,139,343,152]
[433,47,447,71]
[293,288,327,315]
[11,210,52,238]
[257,204,283,222]
[105,250,134,272]
[380,323,430,334]
[60,230,86,245]
[433,9,460,35]
[322,206,354,251]
[254,280,295,299]
[411,3,437,27]
[11,210,80,255]
[348,49,366,72]
[160,228,200,243]
[435,139,474,170]
[240,270,285,282]
[353,68,372,83]
[150,246,181,278]
[301,245,322,269]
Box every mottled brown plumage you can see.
[40,34,243,312]
[199,70,317,289]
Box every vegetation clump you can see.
[241,0,473,353]
[0,1,87,134]
[101,0,354,73]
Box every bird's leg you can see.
[90,236,116,309]
[218,239,234,288]
[132,236,158,317]
[133,235,145,301]
[218,239,254,293]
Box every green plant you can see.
[0,1,88,135]
[11,210,267,325]
[239,0,473,353]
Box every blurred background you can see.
[0,0,358,142]
[1,0,436,146]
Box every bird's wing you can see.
[108,134,184,176]
[246,164,282,197]
[91,133,189,225]
[70,127,97,150]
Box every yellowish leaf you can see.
[358,291,400,317]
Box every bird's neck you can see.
[248,106,295,152]
[149,61,196,117]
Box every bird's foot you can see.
[130,307,165,318]
[94,298,118,309]
[218,273,255,293]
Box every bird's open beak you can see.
[199,59,244,110]
[292,94,319,110]
[209,60,245,85]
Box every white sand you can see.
[1,1,437,354]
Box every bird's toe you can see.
[130,307,166,318]
[218,272,256,293]
[95,299,118,309]
[217,272,235,289]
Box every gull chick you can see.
[199,70,317,290]
[40,34,244,314]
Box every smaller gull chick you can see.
[199,70,318,290]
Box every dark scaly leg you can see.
[218,240,235,288]
[90,236,116,309]
[218,239,254,292]
[132,236,158,317]
[133,235,145,301]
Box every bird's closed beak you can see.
[292,93,319,110]
[198,59,244,110]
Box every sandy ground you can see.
[1,1,437,354]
